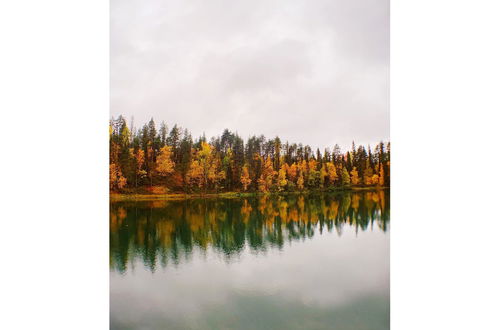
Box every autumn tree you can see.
[326,162,338,186]
[133,148,146,187]
[186,160,203,191]
[156,146,175,176]
[240,165,251,191]
[258,157,275,193]
[341,167,350,186]
[297,171,305,191]
[195,142,212,193]
[287,163,298,183]
[363,162,374,185]
[189,142,223,194]
[307,159,320,188]
[297,160,308,187]
[208,157,226,192]
[110,163,127,191]
[350,167,360,185]
[277,166,287,192]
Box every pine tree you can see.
[167,124,181,161]
[319,165,327,189]
[159,121,168,147]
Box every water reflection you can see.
[110,190,389,274]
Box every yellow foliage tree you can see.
[371,174,379,185]
[110,163,127,190]
[341,167,350,186]
[156,146,175,176]
[240,165,251,191]
[278,167,287,191]
[186,160,203,189]
[308,159,318,171]
[350,167,360,185]
[364,174,373,185]
[298,160,307,177]
[199,142,215,192]
[187,142,223,193]
[133,148,146,187]
[209,158,226,191]
[326,162,337,185]
[297,171,304,191]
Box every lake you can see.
[110,191,390,330]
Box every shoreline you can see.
[110,186,389,202]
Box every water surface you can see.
[110,191,390,329]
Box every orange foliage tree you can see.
[240,165,251,191]
[258,157,276,192]
[110,163,127,191]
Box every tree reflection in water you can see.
[110,191,389,273]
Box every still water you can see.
[110,191,390,330]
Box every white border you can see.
[0,1,109,329]
[392,0,499,329]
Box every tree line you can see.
[110,115,390,194]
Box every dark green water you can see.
[110,191,390,330]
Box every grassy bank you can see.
[110,186,389,202]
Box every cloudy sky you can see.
[111,0,389,151]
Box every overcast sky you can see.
[111,0,389,151]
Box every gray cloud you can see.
[111,0,389,151]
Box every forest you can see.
[110,116,390,194]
